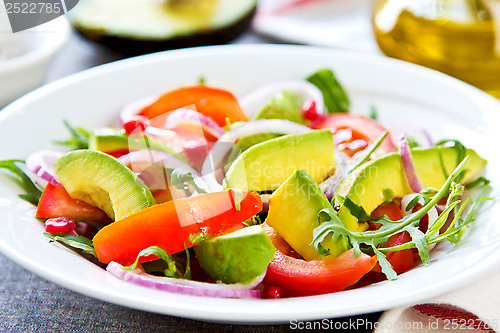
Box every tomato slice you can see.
[262,225,378,297]
[93,190,262,265]
[36,183,111,224]
[370,203,416,274]
[138,85,248,127]
[314,113,396,157]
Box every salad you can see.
[0,69,490,299]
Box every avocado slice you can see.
[335,146,487,233]
[236,90,306,152]
[89,128,183,160]
[70,0,257,55]
[195,225,275,284]
[225,130,336,192]
[55,150,156,221]
[266,170,349,260]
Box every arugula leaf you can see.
[170,168,211,194]
[0,160,43,205]
[371,245,397,281]
[465,176,490,190]
[306,69,350,113]
[231,189,244,211]
[406,137,421,149]
[369,105,378,120]
[335,196,374,224]
[124,245,191,279]
[312,156,475,280]
[435,139,467,181]
[403,225,429,265]
[347,131,388,173]
[54,120,90,149]
[44,232,97,257]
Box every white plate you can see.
[253,0,379,52]
[1,45,500,324]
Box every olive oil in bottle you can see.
[373,0,500,98]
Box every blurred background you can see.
[0,0,500,106]
[1,0,500,102]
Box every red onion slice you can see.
[106,261,262,299]
[201,119,312,189]
[239,80,326,118]
[118,95,158,125]
[398,135,425,193]
[165,108,224,139]
[25,150,64,186]
[118,150,199,176]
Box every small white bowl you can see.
[0,17,70,108]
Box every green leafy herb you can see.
[369,105,378,120]
[125,245,191,279]
[312,156,479,280]
[188,232,209,245]
[406,137,421,149]
[231,189,244,211]
[171,168,211,193]
[54,120,90,149]
[0,160,43,205]
[465,176,490,190]
[436,139,467,181]
[44,232,97,257]
[244,214,263,226]
[306,69,350,113]
[347,131,388,173]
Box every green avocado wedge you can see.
[225,130,336,192]
[195,225,275,285]
[55,150,156,221]
[266,170,349,260]
[335,146,487,233]
[88,128,181,159]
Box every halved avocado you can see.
[71,0,257,54]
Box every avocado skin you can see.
[74,7,256,55]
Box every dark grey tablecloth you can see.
[0,29,381,332]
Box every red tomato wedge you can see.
[314,113,396,157]
[36,183,111,224]
[138,85,248,127]
[371,203,416,274]
[93,190,262,265]
[262,225,378,297]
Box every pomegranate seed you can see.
[45,217,76,234]
[263,283,283,299]
[123,116,150,134]
[302,100,320,121]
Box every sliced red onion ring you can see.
[118,150,198,176]
[320,149,351,201]
[201,119,312,189]
[106,261,262,299]
[398,135,425,193]
[165,108,224,139]
[119,95,158,125]
[239,80,326,118]
[25,150,64,186]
